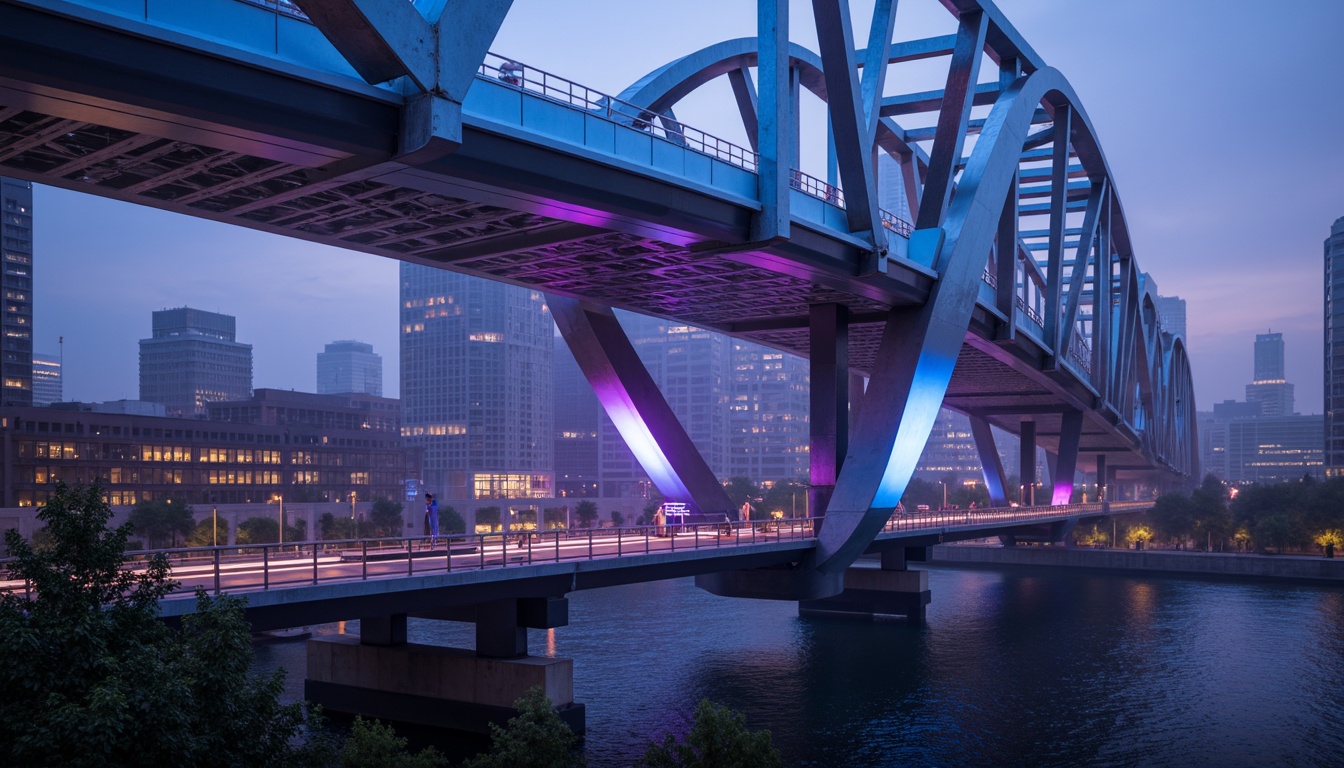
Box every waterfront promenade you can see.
[933,543,1344,583]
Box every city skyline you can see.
[25,0,1344,413]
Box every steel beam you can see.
[1051,410,1083,504]
[1020,420,1036,504]
[914,10,987,231]
[810,304,850,528]
[548,297,733,516]
[970,415,1008,506]
[1043,105,1071,362]
[753,0,790,242]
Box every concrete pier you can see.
[798,547,931,623]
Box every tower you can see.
[1,177,33,407]
[138,307,252,417]
[317,340,383,396]
[400,265,552,500]
[1326,217,1344,475]
[1246,332,1293,417]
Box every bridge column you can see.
[305,598,582,736]
[970,415,1009,507]
[1050,411,1083,505]
[1019,420,1036,504]
[799,546,930,624]
[809,303,849,532]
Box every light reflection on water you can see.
[252,566,1344,767]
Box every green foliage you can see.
[461,686,583,768]
[761,480,807,518]
[339,717,448,768]
[544,507,567,529]
[574,500,599,528]
[236,515,303,545]
[0,481,333,768]
[610,510,625,528]
[128,497,195,548]
[722,477,760,511]
[636,700,783,768]
[440,505,466,535]
[370,497,407,536]
[184,515,229,548]
[1149,492,1196,544]
[901,477,939,510]
[319,512,365,541]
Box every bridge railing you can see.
[479,53,759,172]
[878,500,1148,536]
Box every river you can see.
[253,564,1344,767]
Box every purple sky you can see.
[31,0,1344,412]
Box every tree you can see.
[440,505,466,535]
[636,699,783,768]
[611,510,625,528]
[1190,475,1232,549]
[128,498,195,548]
[544,507,568,530]
[370,497,405,536]
[901,478,940,510]
[461,686,584,768]
[339,717,448,768]
[0,481,333,767]
[184,515,229,548]
[319,512,361,541]
[236,516,303,545]
[574,500,599,528]
[723,477,760,512]
[761,480,807,519]
[1148,492,1196,544]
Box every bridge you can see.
[0,0,1196,734]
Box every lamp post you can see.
[940,481,948,510]
[212,506,218,547]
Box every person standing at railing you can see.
[425,492,439,548]
[498,59,522,86]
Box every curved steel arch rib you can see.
[816,67,1109,573]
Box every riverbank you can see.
[930,543,1344,583]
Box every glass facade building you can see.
[31,352,60,406]
[1,177,33,407]
[317,339,383,396]
[1326,217,1344,476]
[1246,332,1294,417]
[139,307,252,417]
[728,339,809,482]
[400,265,552,500]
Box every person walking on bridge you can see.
[425,492,439,548]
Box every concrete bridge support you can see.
[798,546,931,624]
[304,598,583,735]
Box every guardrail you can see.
[479,53,759,172]
[1,502,1150,600]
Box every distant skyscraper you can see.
[400,265,552,501]
[877,154,913,223]
[728,340,809,483]
[317,340,382,396]
[1246,332,1294,417]
[1327,217,1344,475]
[139,307,252,417]
[1,177,33,407]
[1156,295,1187,340]
[552,336,600,498]
[32,353,61,406]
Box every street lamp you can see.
[939,481,948,510]
[212,506,218,547]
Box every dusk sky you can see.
[30,0,1344,413]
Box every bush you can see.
[461,686,583,768]
[637,700,783,768]
[339,717,447,768]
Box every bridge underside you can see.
[0,100,1155,479]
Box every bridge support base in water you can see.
[305,635,583,734]
[798,548,930,624]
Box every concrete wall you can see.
[932,544,1344,583]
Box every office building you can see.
[0,390,416,507]
[1326,216,1344,475]
[553,335,600,498]
[400,265,552,501]
[728,339,809,483]
[139,307,252,417]
[1245,332,1294,417]
[1,177,33,407]
[317,340,382,396]
[1200,414,1323,483]
[31,352,61,406]
[1157,295,1187,340]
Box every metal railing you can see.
[1,502,1153,601]
[479,53,759,172]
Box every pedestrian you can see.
[498,59,522,86]
[425,492,439,548]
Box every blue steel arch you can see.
[615,40,1198,574]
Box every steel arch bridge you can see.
[0,0,1197,585]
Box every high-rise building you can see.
[1328,217,1344,476]
[1246,331,1294,417]
[31,352,61,406]
[138,307,252,417]
[728,339,809,483]
[400,265,552,501]
[878,153,913,223]
[317,340,382,396]
[1156,295,1187,340]
[553,335,600,498]
[1,177,33,407]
